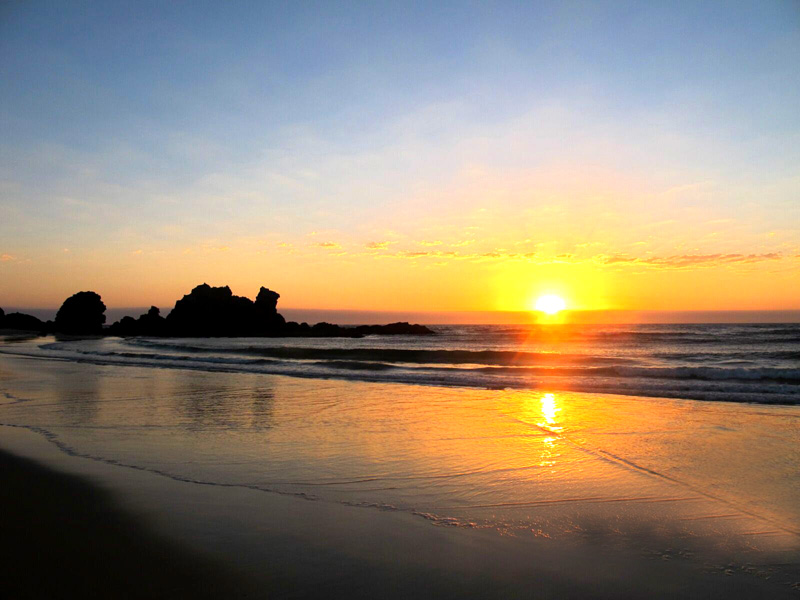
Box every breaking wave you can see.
[2,322,798,404]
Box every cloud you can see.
[368,247,787,270]
[596,252,783,269]
[387,249,538,262]
[1,253,16,262]
[366,241,392,249]
[314,241,341,249]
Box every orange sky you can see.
[1,3,798,316]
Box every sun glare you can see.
[534,294,566,315]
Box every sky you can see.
[1,1,799,316]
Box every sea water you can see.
[13,323,800,403]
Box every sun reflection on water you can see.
[538,393,562,432]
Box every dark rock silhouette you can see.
[254,287,286,330]
[102,283,435,338]
[2,286,435,339]
[165,284,278,337]
[138,306,167,335]
[352,322,435,336]
[55,291,106,335]
[108,315,138,337]
[107,306,167,337]
[2,312,45,332]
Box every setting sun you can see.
[534,294,567,315]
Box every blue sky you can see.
[1,1,798,311]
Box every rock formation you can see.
[1,311,45,332]
[102,283,435,338]
[107,306,167,337]
[351,322,435,336]
[54,291,106,335]
[254,287,286,330]
[4,286,436,339]
[164,284,286,337]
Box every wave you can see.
[28,343,800,390]
[443,364,800,384]
[313,360,397,371]
[124,340,642,367]
[53,348,282,367]
[62,342,800,384]
[604,365,800,384]
[5,327,797,405]
[441,325,800,344]
[656,350,800,362]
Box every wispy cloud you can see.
[597,253,783,269]
[366,241,392,249]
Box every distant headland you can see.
[0,284,435,338]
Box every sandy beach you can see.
[2,344,799,599]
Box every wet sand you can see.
[1,348,799,598]
[0,447,266,599]
[2,419,799,598]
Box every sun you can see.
[534,294,566,315]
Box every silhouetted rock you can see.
[255,287,279,312]
[100,283,435,338]
[108,306,168,337]
[54,291,106,335]
[165,284,255,337]
[108,315,138,337]
[254,287,286,330]
[283,321,312,336]
[3,312,45,332]
[353,322,435,336]
[309,322,351,337]
[138,306,167,335]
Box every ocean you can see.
[11,322,800,404]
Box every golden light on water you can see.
[538,393,563,432]
[534,294,567,315]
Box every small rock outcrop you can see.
[54,291,106,335]
[107,306,167,337]
[138,306,167,335]
[352,322,435,336]
[1,311,45,332]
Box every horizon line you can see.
[6,306,800,325]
